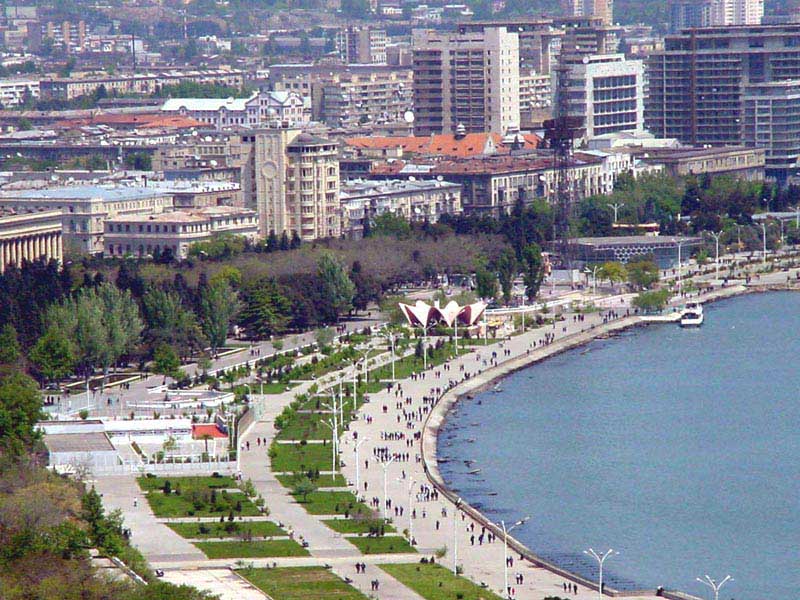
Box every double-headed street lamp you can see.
[583,548,618,599]
[402,476,416,544]
[696,574,733,600]
[380,456,396,520]
[501,516,530,598]
[353,437,369,496]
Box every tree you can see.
[370,212,411,239]
[495,249,517,306]
[0,324,21,364]
[152,344,181,383]
[627,260,659,290]
[237,278,291,339]
[521,243,545,302]
[597,262,628,292]
[474,266,498,301]
[292,476,318,503]
[315,327,335,348]
[632,289,671,312]
[200,280,240,352]
[0,371,43,456]
[317,253,355,321]
[29,327,75,383]
[142,288,206,359]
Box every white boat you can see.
[680,302,704,327]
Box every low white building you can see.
[103,205,259,259]
[161,90,308,130]
[40,420,120,471]
[0,78,39,107]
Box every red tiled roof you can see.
[54,113,203,130]
[192,424,227,439]
[346,132,541,158]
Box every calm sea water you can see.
[438,292,800,600]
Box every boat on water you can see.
[491,383,502,393]
[680,302,704,327]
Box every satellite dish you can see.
[209,160,218,167]
[403,111,415,124]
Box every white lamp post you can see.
[384,331,396,381]
[583,548,617,599]
[607,202,624,223]
[321,417,338,474]
[404,476,416,544]
[761,222,768,266]
[380,456,396,520]
[696,575,733,600]
[453,497,462,574]
[353,437,368,495]
[709,230,723,281]
[501,516,530,598]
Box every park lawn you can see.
[381,563,504,600]
[344,535,416,554]
[143,489,260,518]
[322,518,395,534]
[167,520,286,539]
[275,411,330,441]
[270,441,334,472]
[277,473,347,488]
[137,475,236,493]
[194,539,309,559]
[260,382,295,394]
[240,566,368,600]
[292,491,373,517]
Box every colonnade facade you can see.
[0,231,62,273]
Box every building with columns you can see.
[0,209,63,273]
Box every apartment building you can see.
[563,0,614,26]
[39,69,245,101]
[669,0,763,30]
[556,16,620,64]
[412,27,520,135]
[285,133,339,240]
[336,26,388,64]
[103,206,258,259]
[646,24,800,177]
[743,81,800,177]
[42,20,87,52]
[160,90,307,130]
[555,54,644,139]
[0,78,38,107]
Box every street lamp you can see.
[607,202,624,223]
[404,476,416,544]
[760,221,768,266]
[383,331,396,381]
[583,548,617,599]
[321,417,338,474]
[674,238,684,295]
[380,456,396,520]
[696,575,733,600]
[453,497,462,574]
[501,516,530,598]
[709,230,723,281]
[353,437,369,496]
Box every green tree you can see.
[152,344,181,383]
[0,324,21,364]
[237,278,291,339]
[200,280,240,352]
[317,253,355,320]
[627,260,660,290]
[292,476,318,503]
[597,262,628,292]
[29,327,75,383]
[0,371,43,456]
[632,289,671,312]
[142,288,206,360]
[495,249,517,306]
[370,212,411,238]
[474,266,498,301]
[521,243,545,302]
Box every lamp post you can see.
[359,348,373,385]
[405,476,416,544]
[760,221,768,266]
[501,516,530,598]
[351,361,358,411]
[607,202,624,223]
[384,331,396,381]
[321,417,338,474]
[353,437,368,496]
[380,456,396,520]
[583,548,617,599]
[709,230,723,281]
[696,575,733,600]
[453,497,462,574]
[675,239,684,295]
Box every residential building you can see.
[555,53,644,139]
[519,68,552,118]
[0,185,173,254]
[669,0,763,29]
[344,131,541,160]
[160,90,308,130]
[412,27,520,135]
[556,16,620,64]
[42,20,87,52]
[39,69,245,101]
[336,26,388,64]
[563,0,614,26]
[0,208,63,273]
[285,133,340,240]
[635,146,766,180]
[645,24,800,177]
[0,78,38,107]
[458,19,563,75]
[103,206,258,259]
[340,179,462,238]
[743,81,800,178]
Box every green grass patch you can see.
[277,473,347,488]
[292,491,373,517]
[322,518,395,534]
[344,535,416,554]
[269,442,334,472]
[137,476,261,518]
[381,563,504,600]
[167,520,285,539]
[137,475,235,493]
[194,539,309,559]
[275,411,331,441]
[240,566,368,600]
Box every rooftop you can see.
[345,132,541,159]
[0,185,171,202]
[161,94,256,113]
[44,432,115,453]
[341,178,460,199]
[571,236,703,247]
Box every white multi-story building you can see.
[743,80,800,180]
[161,90,308,130]
[412,27,520,136]
[564,0,614,26]
[336,26,388,64]
[0,79,39,107]
[555,53,644,140]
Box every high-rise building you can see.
[412,27,520,135]
[285,134,340,241]
[336,26,388,64]
[555,54,644,139]
[563,0,614,26]
[458,19,563,75]
[555,16,620,65]
[646,24,800,178]
[743,81,800,179]
[669,0,763,30]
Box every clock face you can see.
[261,161,278,179]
